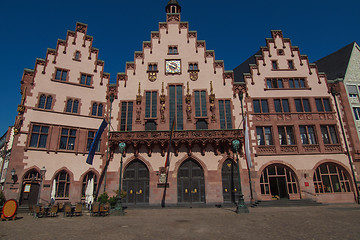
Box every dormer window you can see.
[271,61,278,70]
[148,63,158,71]
[189,63,198,71]
[277,49,284,55]
[168,46,178,55]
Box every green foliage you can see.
[0,190,6,206]
[108,195,117,207]
[97,192,109,204]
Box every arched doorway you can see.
[260,164,299,199]
[122,160,149,205]
[20,170,41,205]
[177,159,205,204]
[222,159,239,203]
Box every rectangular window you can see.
[189,63,198,70]
[315,98,332,112]
[80,74,92,86]
[219,100,232,129]
[59,128,76,150]
[148,64,158,71]
[289,78,306,88]
[256,126,273,145]
[55,69,68,81]
[274,99,290,113]
[299,125,317,145]
[266,78,284,89]
[288,60,294,69]
[194,90,207,117]
[86,131,101,152]
[271,61,278,70]
[145,91,157,118]
[295,98,311,112]
[29,125,49,148]
[169,85,183,130]
[168,46,178,54]
[354,107,360,120]
[253,99,269,113]
[278,126,295,145]
[120,102,133,131]
[347,85,358,98]
[321,125,339,144]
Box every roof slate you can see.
[233,50,261,83]
[315,42,355,81]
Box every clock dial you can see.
[166,60,181,73]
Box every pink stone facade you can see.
[3,2,358,206]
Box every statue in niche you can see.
[186,104,192,120]
[160,103,165,122]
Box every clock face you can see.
[166,60,181,73]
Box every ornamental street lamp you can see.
[37,166,46,205]
[113,142,126,216]
[231,140,249,213]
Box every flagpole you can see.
[239,91,254,203]
[103,95,114,193]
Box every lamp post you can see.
[113,142,126,215]
[37,166,46,205]
[331,87,360,204]
[232,140,249,213]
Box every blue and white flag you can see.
[86,119,108,165]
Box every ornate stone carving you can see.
[188,31,197,38]
[148,72,157,82]
[189,71,198,81]
[160,82,166,123]
[280,146,298,153]
[209,81,216,122]
[151,32,160,39]
[257,146,276,154]
[76,23,87,33]
[143,42,151,48]
[167,14,180,22]
[136,82,142,105]
[185,82,191,121]
[303,145,320,152]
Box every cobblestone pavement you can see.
[1,204,360,240]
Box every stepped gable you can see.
[315,42,355,81]
[234,30,326,87]
[116,13,232,87]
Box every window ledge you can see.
[264,87,311,91]
[51,79,94,89]
[188,69,200,72]
[147,70,159,73]
[167,53,179,55]
[271,69,297,71]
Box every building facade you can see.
[3,1,359,206]
[315,43,360,179]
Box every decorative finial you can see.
[162,82,165,95]
[210,81,213,95]
[187,81,190,94]
[138,82,141,95]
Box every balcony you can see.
[254,112,336,122]
[109,129,243,157]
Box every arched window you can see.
[75,51,80,60]
[55,171,70,198]
[45,96,53,109]
[92,103,98,116]
[313,163,352,193]
[98,104,103,116]
[38,95,53,109]
[66,99,73,112]
[91,103,103,116]
[81,172,97,198]
[66,99,79,113]
[38,95,46,108]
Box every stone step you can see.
[252,199,323,208]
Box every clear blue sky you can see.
[0,0,359,133]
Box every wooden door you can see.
[123,160,149,205]
[222,159,239,203]
[177,159,205,204]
